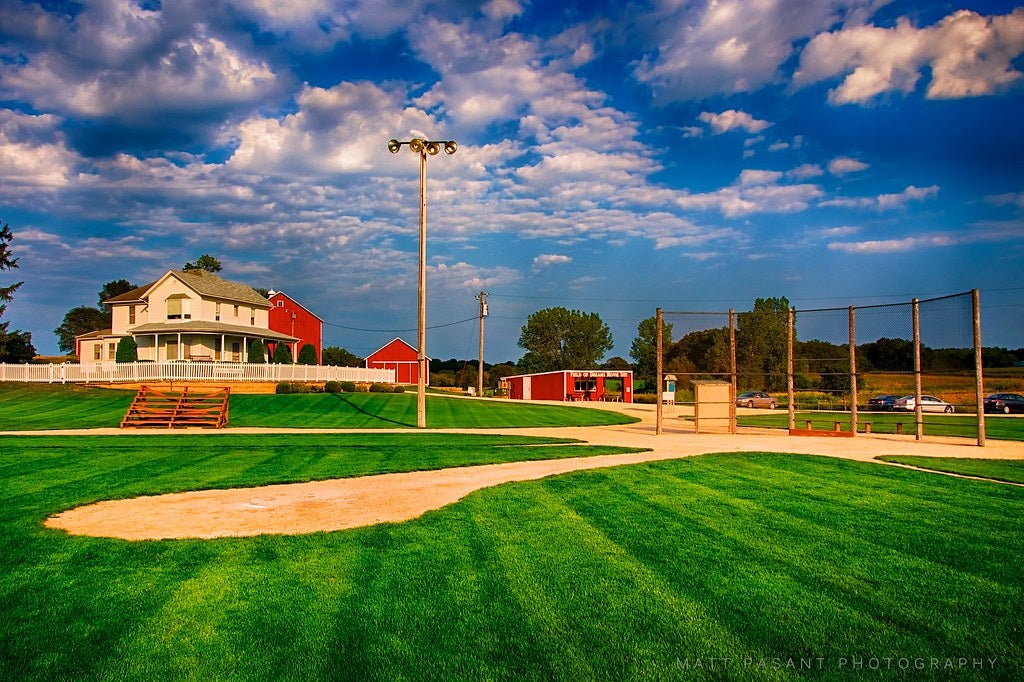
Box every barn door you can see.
[523,377,532,400]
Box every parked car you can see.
[894,395,955,413]
[736,391,777,409]
[867,395,898,411]
[983,393,1024,414]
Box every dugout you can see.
[505,370,633,403]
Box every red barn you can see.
[366,337,427,385]
[267,291,323,362]
[504,370,633,403]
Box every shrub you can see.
[115,336,138,363]
[340,381,356,393]
[392,384,405,393]
[297,344,318,365]
[369,383,389,393]
[275,381,292,394]
[272,343,292,364]
[355,383,369,392]
[324,381,342,393]
[248,339,266,363]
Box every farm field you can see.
[0,383,638,430]
[1,436,1022,680]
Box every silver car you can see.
[894,395,955,413]
[736,391,777,409]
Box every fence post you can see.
[656,307,663,436]
[973,289,985,447]
[729,309,737,434]
[787,307,795,432]
[913,298,923,441]
[849,305,857,437]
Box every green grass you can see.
[732,410,1024,441]
[878,456,1024,484]
[2,436,1022,680]
[0,383,638,430]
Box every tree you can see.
[247,339,266,363]
[98,279,136,306]
[602,356,632,370]
[115,336,138,363]
[322,346,363,366]
[297,344,318,365]
[53,306,109,353]
[517,307,613,372]
[737,297,790,391]
[272,342,292,364]
[630,316,674,386]
[183,254,222,273]
[0,222,36,362]
[54,279,138,353]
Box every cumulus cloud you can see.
[674,168,823,217]
[794,8,1024,104]
[532,254,572,269]
[828,157,870,175]
[633,0,879,100]
[0,111,79,190]
[822,185,939,211]
[699,110,773,134]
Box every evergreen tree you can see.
[247,339,266,363]
[273,342,292,364]
[0,222,36,362]
[115,336,138,362]
[297,344,318,365]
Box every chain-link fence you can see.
[657,291,987,445]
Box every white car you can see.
[894,395,955,413]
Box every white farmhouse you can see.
[76,270,299,363]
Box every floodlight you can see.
[387,139,401,153]
[444,141,458,155]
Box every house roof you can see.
[104,270,270,307]
[73,328,113,341]
[128,320,300,343]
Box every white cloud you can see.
[794,8,1024,104]
[533,254,572,269]
[633,0,879,100]
[699,110,772,134]
[828,156,870,175]
[0,111,78,189]
[675,169,823,217]
[822,185,939,211]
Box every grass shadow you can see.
[330,393,415,428]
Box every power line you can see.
[323,316,477,334]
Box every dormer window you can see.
[166,295,191,320]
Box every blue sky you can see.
[1,0,1022,363]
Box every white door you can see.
[523,377,532,400]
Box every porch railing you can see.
[0,361,396,385]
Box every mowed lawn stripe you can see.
[3,438,1023,679]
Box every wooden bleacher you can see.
[120,385,230,429]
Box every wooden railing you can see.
[0,361,395,385]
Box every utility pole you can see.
[477,291,488,397]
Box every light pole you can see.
[387,137,457,428]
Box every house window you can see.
[233,304,239,317]
[250,310,255,325]
[167,296,191,320]
[277,300,284,307]
[93,344,102,361]
[108,343,116,360]
[167,338,178,361]
[215,303,221,321]
[128,305,136,325]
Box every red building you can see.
[267,291,323,362]
[504,370,633,403]
[365,337,426,385]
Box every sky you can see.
[1,0,1022,364]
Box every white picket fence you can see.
[0,361,395,385]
